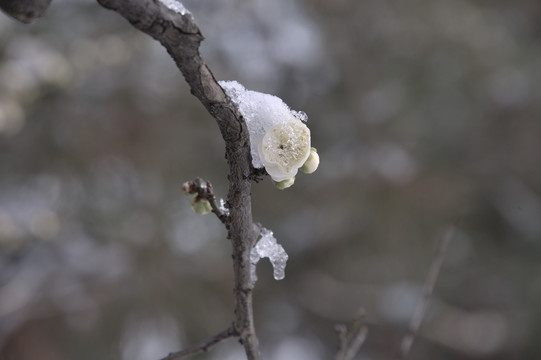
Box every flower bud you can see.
[191,197,212,215]
[300,147,319,174]
[273,177,295,190]
[182,181,195,195]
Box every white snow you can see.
[219,81,310,181]
[218,198,230,216]
[159,0,189,15]
[250,228,288,281]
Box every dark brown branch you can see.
[95,1,260,359]
[397,225,455,359]
[159,326,238,360]
[0,0,52,23]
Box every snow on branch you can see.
[158,0,189,16]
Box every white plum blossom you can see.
[260,121,310,181]
[219,81,312,182]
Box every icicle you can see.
[250,228,288,282]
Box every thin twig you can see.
[398,225,455,359]
[343,326,368,360]
[192,178,230,225]
[159,325,238,360]
[335,309,369,360]
[334,324,348,360]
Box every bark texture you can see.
[0,0,52,23]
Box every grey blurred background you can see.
[1,0,541,359]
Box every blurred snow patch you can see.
[456,311,507,355]
[0,255,52,317]
[210,345,246,360]
[0,210,24,252]
[121,315,182,360]
[167,204,223,255]
[0,100,24,136]
[0,36,73,97]
[121,210,156,245]
[262,300,300,335]
[360,84,404,124]
[371,143,417,185]
[444,229,473,266]
[271,337,323,360]
[60,231,131,280]
[380,282,422,323]
[28,208,60,240]
[488,67,530,108]
[184,0,331,97]
[433,308,507,356]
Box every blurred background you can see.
[1,0,541,359]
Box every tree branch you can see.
[95,1,260,359]
[0,0,52,23]
[397,225,455,359]
[159,326,238,360]
[334,309,368,360]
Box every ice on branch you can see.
[219,198,230,216]
[219,81,313,182]
[159,0,189,15]
[250,228,288,281]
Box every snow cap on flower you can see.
[219,81,312,182]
